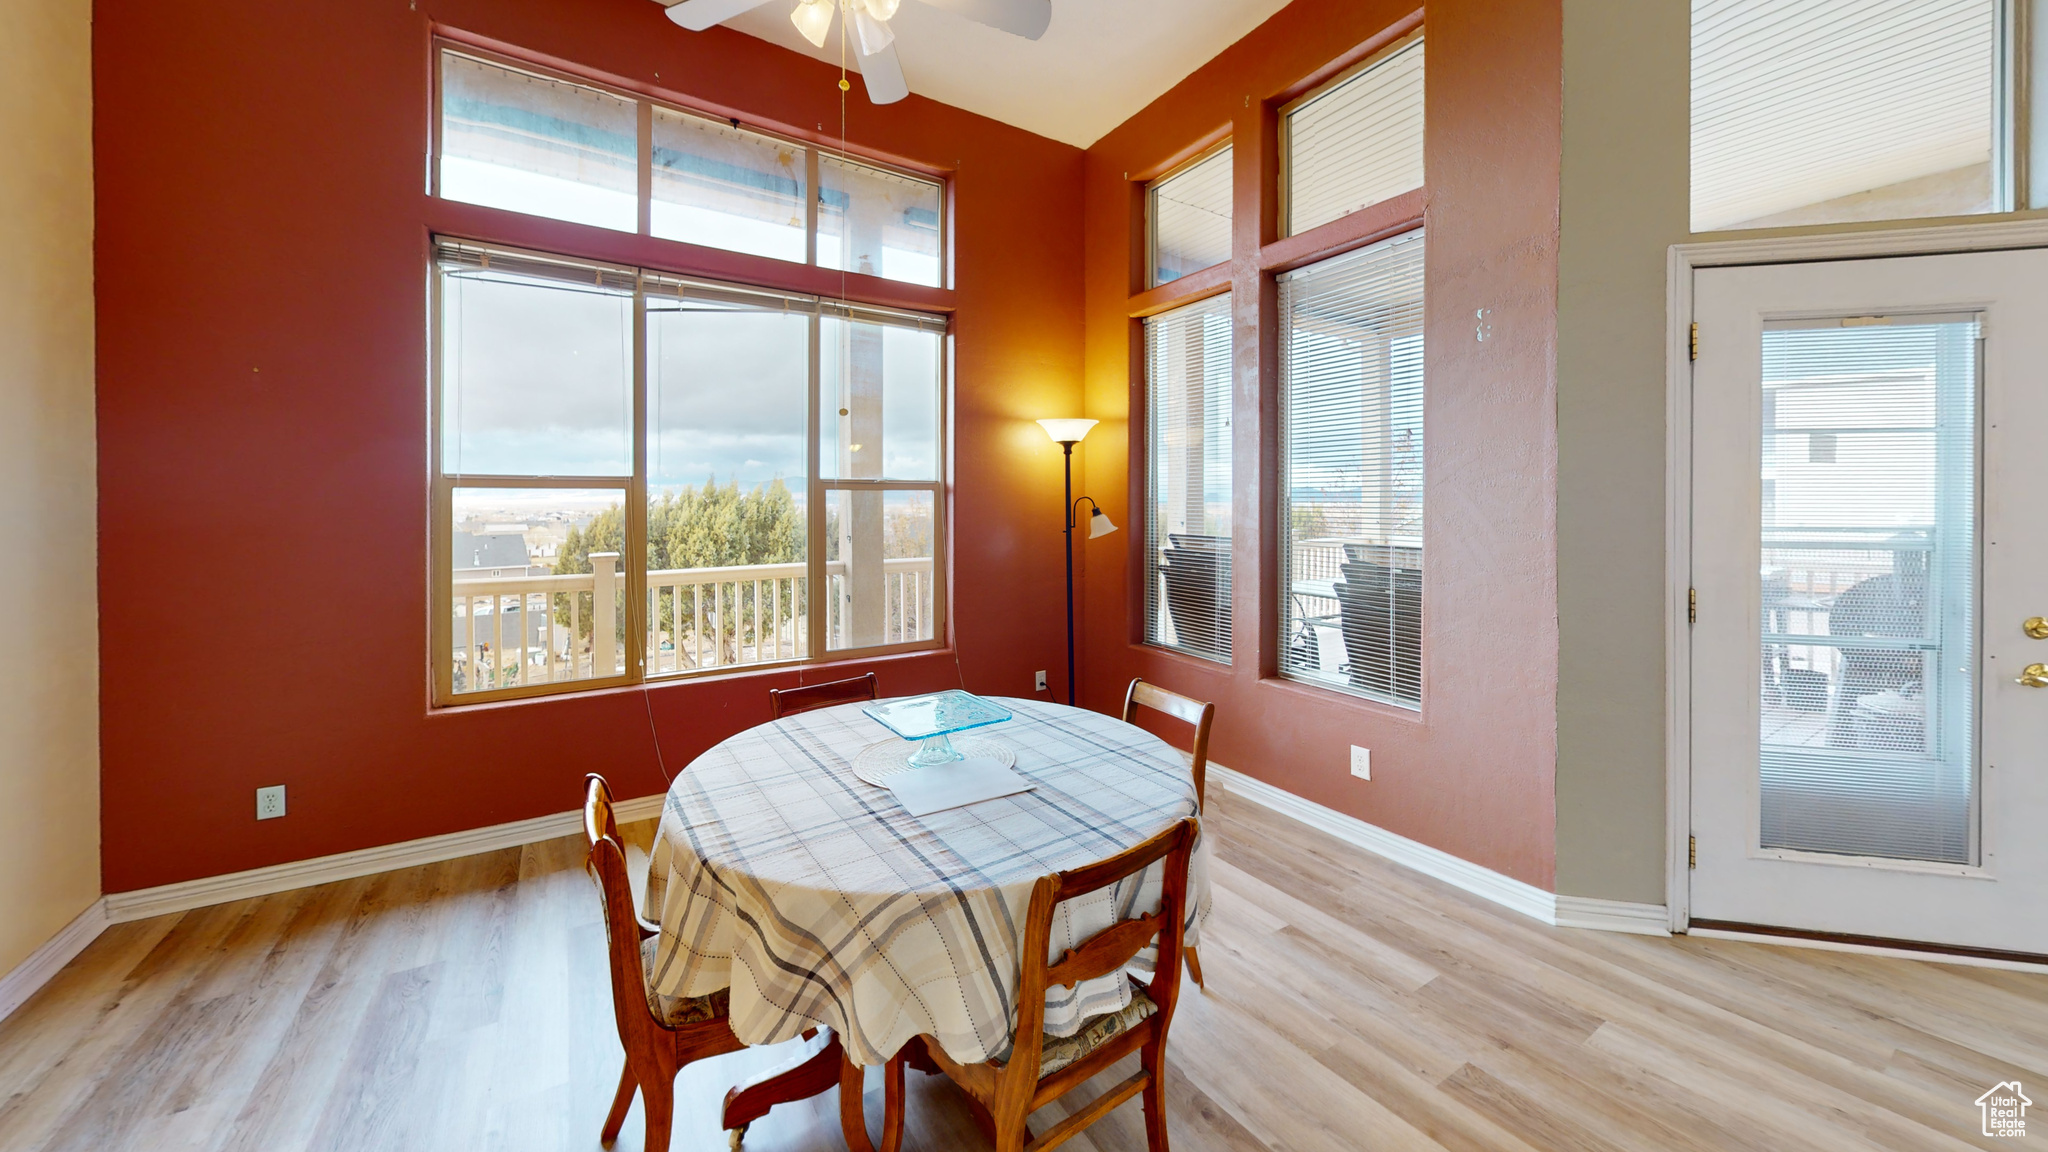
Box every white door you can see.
[1691,248,2048,956]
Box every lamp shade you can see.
[1088,508,1118,538]
[1037,418,1098,444]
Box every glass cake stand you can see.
[862,691,1014,768]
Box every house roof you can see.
[454,532,533,571]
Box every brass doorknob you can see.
[2021,664,2048,688]
[2026,617,2048,640]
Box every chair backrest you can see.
[1122,679,1215,810]
[1007,818,1199,1081]
[584,773,657,1044]
[768,671,878,719]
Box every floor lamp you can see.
[1038,419,1118,706]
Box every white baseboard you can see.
[1206,763,1669,937]
[0,899,111,1023]
[3,793,664,1024]
[103,793,665,924]
[1554,895,1673,936]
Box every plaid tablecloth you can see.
[643,697,1211,1067]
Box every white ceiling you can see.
[664,0,1293,148]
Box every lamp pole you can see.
[1061,439,1078,706]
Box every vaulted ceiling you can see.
[658,0,1292,148]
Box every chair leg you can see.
[642,1072,676,1152]
[1141,1038,1170,1152]
[1183,946,1205,990]
[601,1062,638,1146]
[839,1048,909,1152]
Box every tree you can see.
[553,480,806,660]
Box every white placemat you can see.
[851,735,1015,787]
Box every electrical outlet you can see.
[256,785,287,820]
[1350,746,1371,780]
[1034,670,1049,691]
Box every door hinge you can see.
[1688,587,1697,625]
[1690,322,1699,361]
[1689,834,1697,869]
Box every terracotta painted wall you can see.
[2,0,100,976]
[1079,0,1563,887]
[95,0,1083,892]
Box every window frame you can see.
[1122,15,1430,710]
[1274,230,1427,709]
[1141,292,1237,665]
[429,238,951,708]
[430,40,949,288]
[1277,29,1425,240]
[1145,139,1236,290]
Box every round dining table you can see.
[642,695,1211,1148]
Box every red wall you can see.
[95,0,1084,891]
[1078,0,1563,886]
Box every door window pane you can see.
[1148,146,1233,287]
[439,254,634,477]
[651,107,809,262]
[818,156,943,286]
[647,285,811,675]
[1278,231,1425,706]
[825,489,937,651]
[1143,293,1233,662]
[1285,36,1424,236]
[1691,0,1999,231]
[439,52,638,232]
[450,488,628,694]
[1757,316,1978,864]
[821,314,942,481]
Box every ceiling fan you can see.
[663,0,1052,105]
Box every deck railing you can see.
[451,553,936,693]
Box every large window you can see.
[433,240,946,703]
[436,47,944,286]
[1282,33,1424,236]
[1143,294,1234,663]
[1277,231,1425,707]
[1690,0,2026,231]
[1147,145,1234,288]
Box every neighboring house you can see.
[451,531,532,579]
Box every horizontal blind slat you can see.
[1285,37,1424,237]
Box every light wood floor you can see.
[4,794,2045,1152]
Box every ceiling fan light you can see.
[862,0,901,19]
[790,0,835,47]
[850,5,895,56]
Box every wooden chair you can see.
[1122,679,1214,988]
[768,671,879,719]
[584,774,748,1152]
[915,817,1199,1152]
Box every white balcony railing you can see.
[451,553,936,694]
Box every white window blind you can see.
[1756,315,1978,865]
[439,52,639,233]
[1691,0,2000,231]
[1148,146,1233,287]
[1144,293,1233,663]
[1278,231,1424,706]
[1284,35,1425,237]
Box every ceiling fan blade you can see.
[663,0,778,32]
[856,39,910,104]
[912,0,1050,40]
